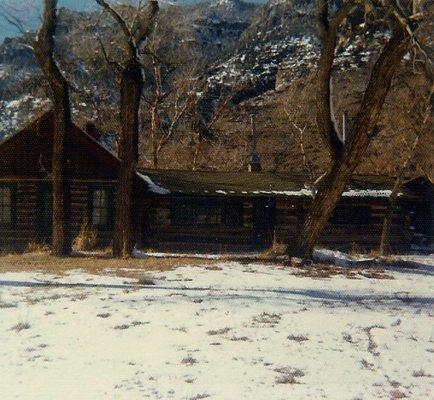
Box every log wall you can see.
[142,197,255,252]
[144,196,412,253]
[0,181,116,251]
[1,184,413,254]
[274,198,411,252]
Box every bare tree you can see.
[190,93,231,170]
[295,0,423,258]
[379,85,433,255]
[95,0,159,257]
[145,56,196,168]
[33,0,72,256]
[282,102,316,185]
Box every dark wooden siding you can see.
[274,198,411,252]
[143,196,412,253]
[0,182,38,250]
[1,184,413,253]
[0,180,117,251]
[142,197,254,252]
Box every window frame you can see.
[0,183,16,228]
[171,198,222,227]
[87,186,114,229]
[170,197,243,228]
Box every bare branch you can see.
[95,0,135,57]
[97,35,122,72]
[0,10,27,36]
[132,0,159,45]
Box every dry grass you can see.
[73,221,98,251]
[292,262,393,280]
[26,242,51,253]
[0,249,216,279]
[258,241,288,260]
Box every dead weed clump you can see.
[136,274,155,286]
[259,241,288,260]
[207,327,232,336]
[181,357,198,366]
[287,334,309,343]
[97,313,111,318]
[252,312,281,327]
[0,301,17,309]
[390,389,408,399]
[73,219,98,251]
[274,367,305,384]
[11,322,31,332]
[189,393,210,400]
[412,369,432,378]
[114,324,130,330]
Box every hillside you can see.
[0,0,432,178]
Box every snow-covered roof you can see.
[137,169,413,199]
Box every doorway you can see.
[252,197,276,250]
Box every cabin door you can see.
[37,183,53,241]
[252,198,276,250]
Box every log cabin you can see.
[0,111,431,253]
[0,111,148,250]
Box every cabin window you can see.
[90,189,110,227]
[331,205,372,225]
[0,186,14,226]
[171,199,221,226]
[171,198,243,227]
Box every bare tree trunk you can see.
[113,59,143,257]
[34,0,72,256]
[297,25,410,258]
[95,0,159,258]
[380,89,432,255]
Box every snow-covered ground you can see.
[0,260,433,400]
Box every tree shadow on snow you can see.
[0,279,432,307]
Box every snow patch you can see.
[136,172,170,195]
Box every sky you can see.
[0,0,96,41]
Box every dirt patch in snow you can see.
[0,250,216,277]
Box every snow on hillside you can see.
[207,30,389,93]
[0,95,50,141]
[0,260,432,399]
